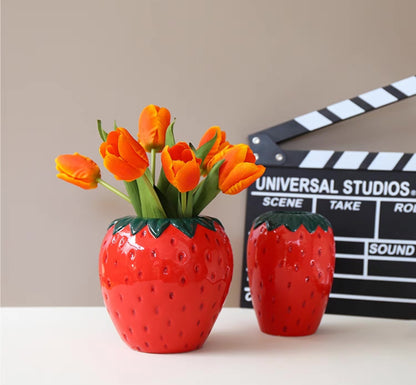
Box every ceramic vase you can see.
[99,216,233,353]
[247,211,335,336]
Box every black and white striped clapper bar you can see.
[240,75,416,319]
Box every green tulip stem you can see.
[151,148,157,184]
[181,192,187,217]
[97,179,131,203]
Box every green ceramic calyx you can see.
[109,216,223,238]
[252,211,332,233]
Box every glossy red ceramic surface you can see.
[247,213,335,336]
[99,218,233,353]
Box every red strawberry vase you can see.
[247,211,335,336]
[99,216,233,353]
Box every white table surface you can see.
[1,307,415,385]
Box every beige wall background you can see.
[2,0,415,307]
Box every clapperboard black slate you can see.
[240,76,416,319]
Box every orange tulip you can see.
[55,153,101,189]
[197,126,230,172]
[209,144,265,195]
[100,127,149,181]
[161,142,202,192]
[138,104,171,152]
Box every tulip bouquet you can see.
[55,105,265,218]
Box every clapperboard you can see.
[240,75,416,319]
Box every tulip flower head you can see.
[209,144,266,195]
[161,142,202,193]
[138,104,171,152]
[100,127,149,182]
[197,126,230,173]
[55,153,101,190]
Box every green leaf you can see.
[156,165,170,192]
[109,216,223,238]
[165,119,176,147]
[156,157,180,217]
[194,132,217,165]
[129,217,147,234]
[136,174,167,218]
[154,185,179,218]
[124,181,142,216]
[192,159,224,216]
[252,211,333,233]
[110,216,134,233]
[97,120,108,142]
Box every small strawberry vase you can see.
[247,211,335,336]
[99,216,233,353]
